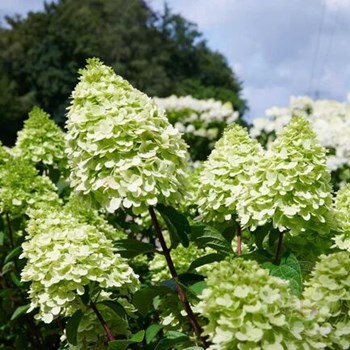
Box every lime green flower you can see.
[0,157,61,216]
[21,206,138,324]
[13,107,66,171]
[196,124,263,223]
[333,184,350,250]
[66,58,189,214]
[303,252,350,349]
[238,116,333,235]
[196,258,326,349]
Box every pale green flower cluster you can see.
[65,195,126,241]
[0,157,61,216]
[196,258,326,350]
[333,184,350,250]
[197,124,263,222]
[238,116,333,235]
[0,141,10,165]
[66,58,189,214]
[21,206,139,324]
[13,106,66,171]
[303,252,350,349]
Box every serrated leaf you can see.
[188,253,226,271]
[133,286,174,316]
[190,224,232,255]
[114,239,155,258]
[4,246,22,264]
[262,253,303,296]
[145,324,163,344]
[66,310,83,346]
[10,304,30,321]
[156,204,190,248]
[98,300,128,321]
[108,330,145,350]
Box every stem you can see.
[237,225,242,256]
[90,301,115,341]
[274,231,284,263]
[148,206,209,347]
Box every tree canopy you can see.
[0,0,246,145]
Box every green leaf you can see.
[108,330,145,350]
[178,273,204,286]
[251,225,271,250]
[156,204,190,247]
[98,300,128,321]
[155,331,189,350]
[11,304,30,321]
[188,281,207,296]
[133,286,174,316]
[66,310,83,346]
[190,224,232,255]
[114,239,155,258]
[4,246,22,264]
[145,324,163,344]
[262,253,303,296]
[188,253,226,271]
[0,231,4,246]
[10,272,22,287]
[2,261,14,275]
[183,347,205,350]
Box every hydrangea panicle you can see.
[65,58,189,214]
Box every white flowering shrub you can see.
[251,96,350,186]
[66,58,189,215]
[154,95,239,161]
[2,58,350,350]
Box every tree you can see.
[0,0,246,145]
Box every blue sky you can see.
[1,0,350,119]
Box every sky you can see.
[1,0,350,120]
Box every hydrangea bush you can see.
[1,58,350,349]
[154,95,239,162]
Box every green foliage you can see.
[0,0,245,145]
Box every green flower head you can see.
[66,58,189,214]
[0,157,61,217]
[14,106,67,171]
[303,252,350,349]
[333,184,350,250]
[196,123,263,223]
[21,205,139,324]
[196,258,326,350]
[238,116,333,235]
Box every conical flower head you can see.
[238,116,333,235]
[21,205,139,324]
[303,252,350,348]
[14,107,66,171]
[196,258,325,349]
[66,58,189,214]
[196,123,263,222]
[0,157,61,217]
[333,184,350,250]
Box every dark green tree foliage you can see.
[0,0,246,145]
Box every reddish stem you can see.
[148,206,209,347]
[274,231,284,263]
[91,301,115,341]
[237,225,242,256]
